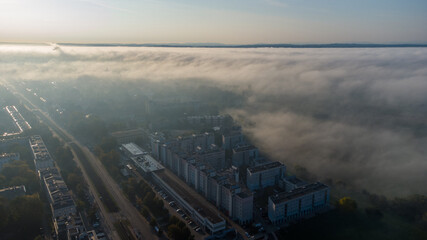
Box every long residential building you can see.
[30,135,55,172]
[268,182,330,225]
[154,132,216,166]
[4,105,32,136]
[153,169,226,234]
[30,135,85,240]
[41,168,77,218]
[148,131,254,227]
[246,161,286,190]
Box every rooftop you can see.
[122,143,145,156]
[270,182,329,204]
[236,191,252,199]
[233,145,257,152]
[284,176,306,185]
[247,161,284,173]
[131,154,164,173]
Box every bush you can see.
[337,197,357,212]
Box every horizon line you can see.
[1,41,427,48]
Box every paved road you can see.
[4,81,158,240]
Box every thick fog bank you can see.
[1,45,427,196]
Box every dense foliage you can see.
[167,216,194,240]
[0,194,44,240]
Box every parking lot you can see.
[150,182,209,240]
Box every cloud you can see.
[1,44,427,196]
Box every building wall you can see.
[152,172,226,234]
[188,164,197,187]
[160,144,167,165]
[232,194,253,225]
[231,147,259,167]
[220,186,233,216]
[222,134,244,150]
[246,164,286,190]
[268,188,330,225]
[196,150,225,171]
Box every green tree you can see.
[338,197,357,212]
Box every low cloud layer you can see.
[1,44,427,196]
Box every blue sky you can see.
[1,0,426,44]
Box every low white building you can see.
[130,154,164,175]
[268,182,330,225]
[122,142,145,158]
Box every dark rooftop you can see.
[236,191,252,199]
[247,161,283,173]
[233,145,257,153]
[270,182,329,204]
[285,176,306,185]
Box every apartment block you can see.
[246,161,286,190]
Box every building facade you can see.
[246,162,286,190]
[268,182,330,225]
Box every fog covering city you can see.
[1,44,427,197]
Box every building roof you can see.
[247,161,284,174]
[236,191,252,199]
[284,176,306,185]
[122,143,145,156]
[131,154,164,173]
[270,182,329,204]
[233,145,257,153]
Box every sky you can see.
[1,0,427,44]
[1,45,427,196]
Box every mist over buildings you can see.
[1,44,427,196]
